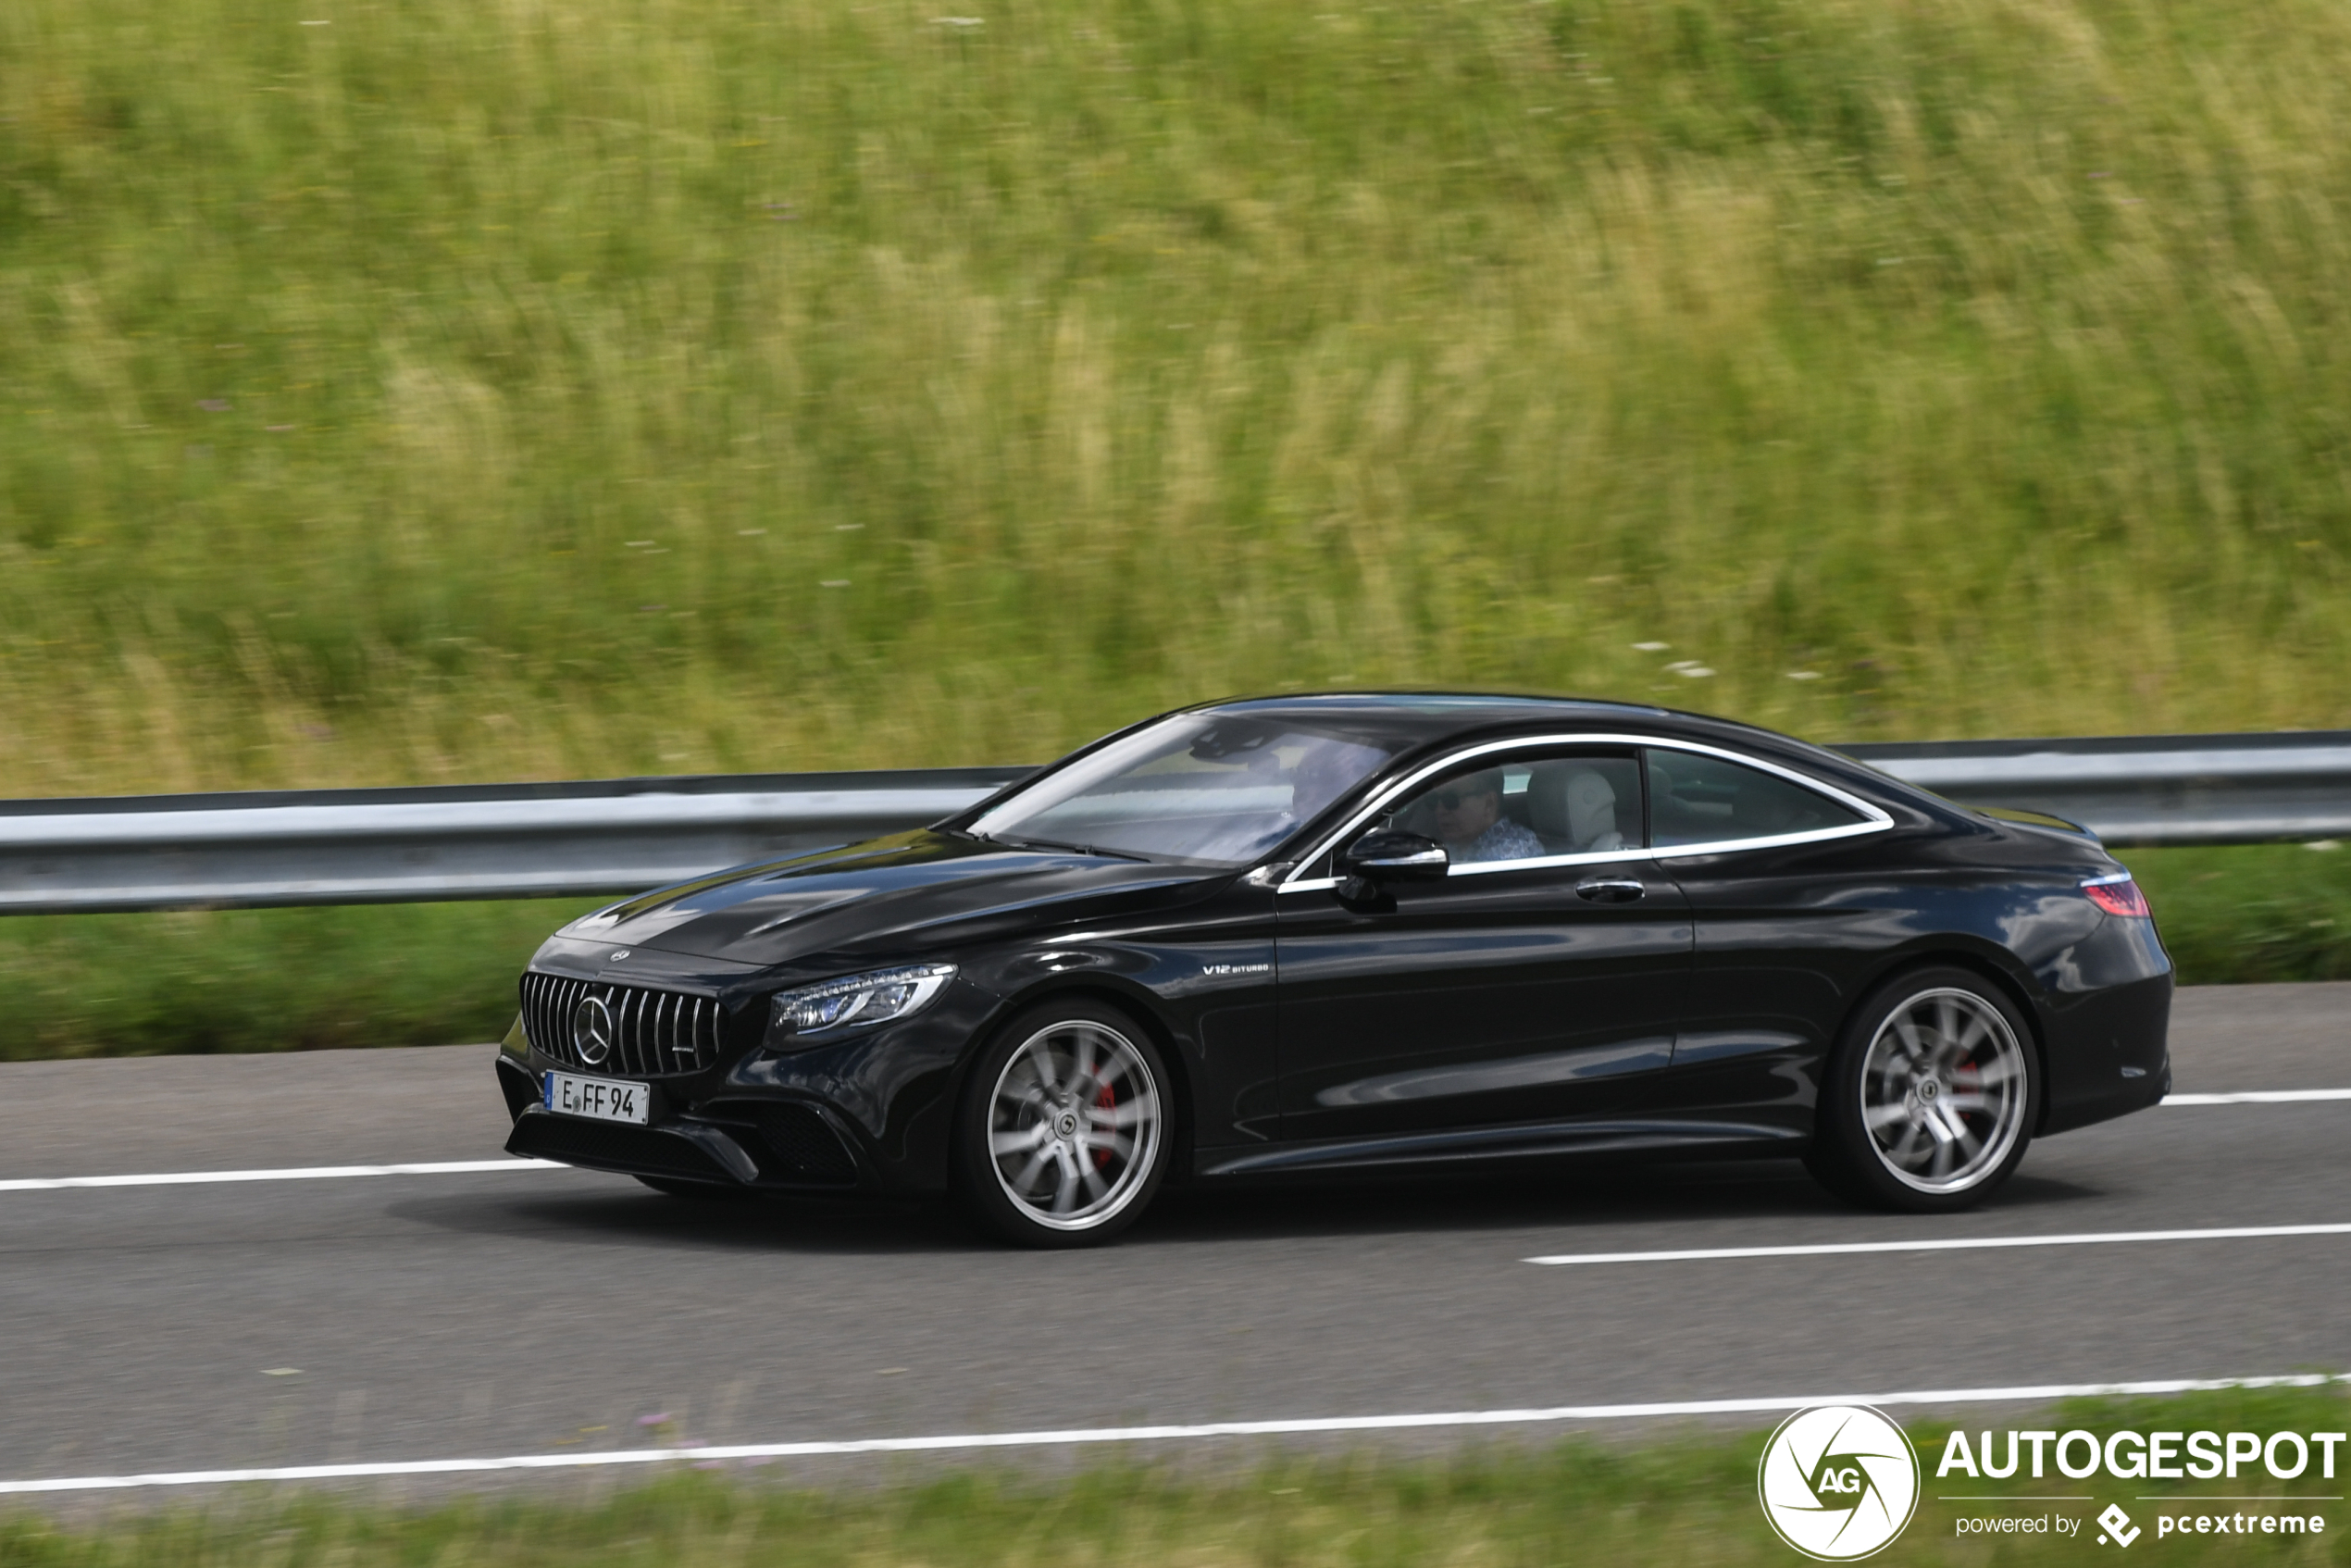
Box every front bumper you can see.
[496,1052,865,1189]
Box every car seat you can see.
[1527,765,1628,854]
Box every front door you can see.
[1273,747,1694,1145]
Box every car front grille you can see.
[520,972,726,1077]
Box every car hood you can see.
[556,830,1233,971]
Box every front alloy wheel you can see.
[1810,967,2038,1213]
[956,1002,1170,1246]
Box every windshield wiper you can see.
[987,833,1152,863]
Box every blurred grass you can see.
[0,844,2341,1060]
[0,898,601,1058]
[1,1385,2345,1564]
[2129,841,2351,987]
[5,0,2351,800]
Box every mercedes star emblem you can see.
[572,993,616,1066]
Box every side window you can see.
[1383,753,1643,866]
[1646,750,1866,848]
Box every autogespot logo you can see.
[1759,1405,1922,1560]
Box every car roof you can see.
[1187,691,1932,806]
[1188,691,1823,752]
[1191,691,1665,741]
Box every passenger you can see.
[1430,771,1546,864]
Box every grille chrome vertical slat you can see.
[519,973,723,1076]
[564,978,585,1067]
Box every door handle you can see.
[1574,876,1647,904]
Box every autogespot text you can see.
[1936,1426,2346,1481]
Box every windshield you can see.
[968,715,1403,865]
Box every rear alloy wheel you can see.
[955,1001,1171,1247]
[1808,967,2038,1213]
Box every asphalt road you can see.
[0,983,2345,1490]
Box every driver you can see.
[1430,770,1545,864]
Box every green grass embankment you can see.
[5,0,2351,799]
[0,843,2339,1060]
[1,1387,2345,1564]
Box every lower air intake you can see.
[700,1101,859,1186]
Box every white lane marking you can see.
[0,1159,563,1192]
[2164,1089,2351,1104]
[2,1374,2342,1494]
[1525,1221,2351,1267]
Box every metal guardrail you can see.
[1842,730,2351,848]
[0,768,1029,914]
[0,731,2342,914]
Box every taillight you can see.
[2082,873,2151,918]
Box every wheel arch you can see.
[1835,947,2054,1134]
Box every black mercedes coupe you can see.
[494,694,2173,1245]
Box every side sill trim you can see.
[1194,1118,1803,1177]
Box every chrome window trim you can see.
[1272,732,1894,892]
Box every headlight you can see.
[767,964,957,1048]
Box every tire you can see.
[1806,965,2039,1213]
[634,1175,755,1202]
[952,998,1173,1248]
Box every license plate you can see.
[544,1071,649,1125]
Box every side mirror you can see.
[1341,829,1449,881]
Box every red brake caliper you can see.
[1093,1081,1117,1170]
